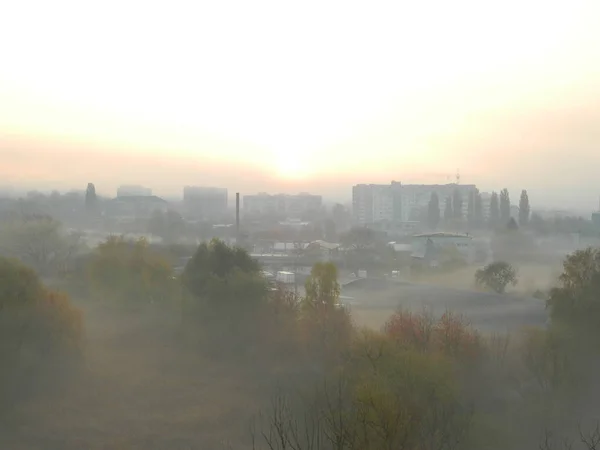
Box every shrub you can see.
[383,309,482,362]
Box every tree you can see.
[507,217,519,231]
[304,262,341,309]
[546,247,600,327]
[500,188,511,223]
[490,191,500,226]
[182,239,266,313]
[85,183,97,211]
[0,257,82,405]
[452,188,463,220]
[427,192,441,230]
[519,190,530,226]
[444,196,453,221]
[0,216,82,276]
[475,261,518,293]
[87,236,176,305]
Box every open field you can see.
[343,278,548,333]
[409,263,561,294]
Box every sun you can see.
[274,152,312,180]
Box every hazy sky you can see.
[1,0,599,211]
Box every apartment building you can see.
[243,192,322,218]
[352,183,403,225]
[352,182,477,225]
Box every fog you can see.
[3,1,600,448]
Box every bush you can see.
[383,309,482,362]
[475,261,518,293]
[0,257,83,407]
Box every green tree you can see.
[304,262,341,308]
[182,239,266,313]
[475,261,517,293]
[490,191,500,226]
[427,192,441,230]
[500,188,511,223]
[546,247,600,327]
[519,190,530,226]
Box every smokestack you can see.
[235,192,240,239]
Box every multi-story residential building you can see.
[401,183,476,220]
[243,192,322,218]
[352,181,477,225]
[479,192,492,220]
[183,186,228,218]
[351,182,402,225]
[117,185,152,197]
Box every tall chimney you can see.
[235,192,240,240]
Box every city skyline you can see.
[2,1,600,212]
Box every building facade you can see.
[243,192,322,218]
[183,186,228,218]
[352,182,477,225]
[352,182,402,225]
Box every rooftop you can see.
[412,232,471,239]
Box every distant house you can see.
[105,195,169,221]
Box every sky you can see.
[1,0,600,211]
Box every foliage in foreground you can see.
[86,236,177,305]
[0,257,83,406]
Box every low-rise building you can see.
[411,232,474,263]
